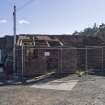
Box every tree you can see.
[72,31,79,35]
[72,23,99,37]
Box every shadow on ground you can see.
[1,69,105,86]
[0,73,71,86]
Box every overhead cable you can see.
[17,0,37,12]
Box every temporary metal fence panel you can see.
[15,46,105,79]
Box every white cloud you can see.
[0,19,7,23]
[19,20,30,24]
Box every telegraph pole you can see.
[13,1,16,78]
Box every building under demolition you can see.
[0,34,105,78]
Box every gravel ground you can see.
[0,75,105,105]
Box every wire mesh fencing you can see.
[15,46,105,80]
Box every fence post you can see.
[85,47,88,75]
[21,44,24,81]
[60,47,62,74]
[102,47,104,73]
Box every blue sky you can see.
[0,0,105,36]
